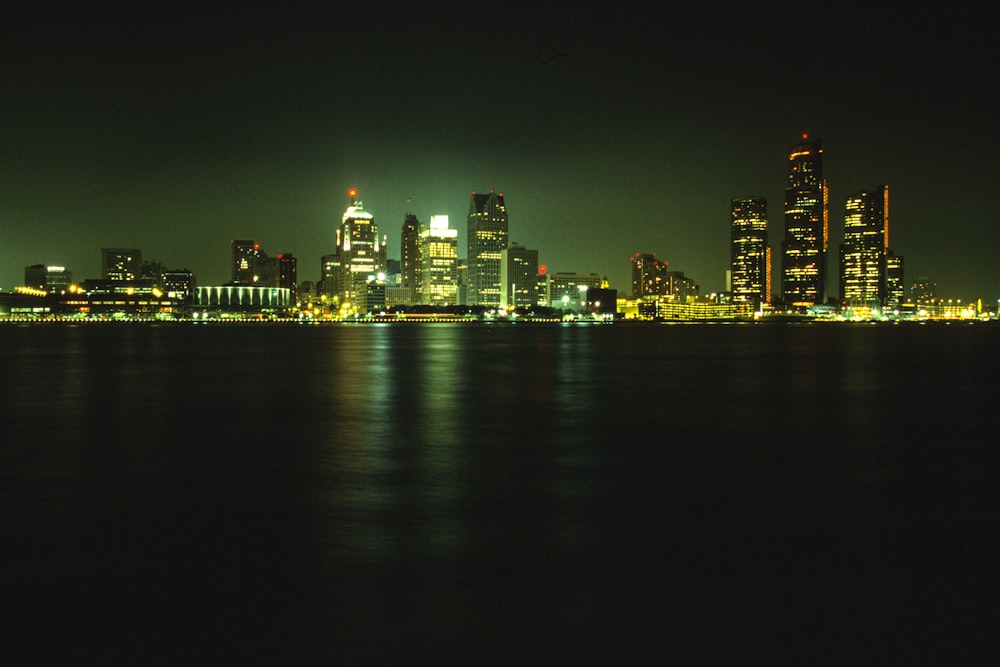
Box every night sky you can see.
[3,5,998,301]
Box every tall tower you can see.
[781,134,828,308]
[885,250,905,309]
[839,184,893,311]
[466,189,508,307]
[230,239,258,285]
[730,198,769,309]
[335,188,383,315]
[401,212,420,294]
[418,214,459,306]
[277,253,297,303]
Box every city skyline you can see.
[3,6,997,300]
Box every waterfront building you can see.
[366,275,387,313]
[781,134,828,308]
[24,264,72,292]
[319,253,340,303]
[535,266,549,307]
[418,214,459,306]
[456,257,468,306]
[296,281,317,311]
[466,189,508,307]
[385,286,412,309]
[547,272,601,312]
[78,278,178,318]
[277,253,297,303]
[193,285,291,318]
[401,212,420,304]
[24,264,46,290]
[255,251,277,287]
[586,287,618,317]
[230,239,259,285]
[334,189,386,315]
[663,271,697,302]
[500,242,539,309]
[730,198,770,310]
[141,260,168,285]
[630,252,670,298]
[885,250,904,308]
[47,266,72,293]
[839,184,894,311]
[910,277,937,305]
[102,248,142,282]
[161,269,195,302]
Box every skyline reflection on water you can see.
[2,322,996,664]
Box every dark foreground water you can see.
[2,321,997,664]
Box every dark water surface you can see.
[2,322,997,664]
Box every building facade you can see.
[401,212,420,303]
[466,189,508,307]
[334,189,386,315]
[230,239,259,285]
[547,272,602,312]
[418,214,459,306]
[839,184,898,311]
[24,264,72,293]
[730,198,769,309]
[885,250,904,309]
[781,135,828,308]
[162,269,195,301]
[630,252,670,298]
[500,242,539,309]
[193,285,291,317]
[320,253,340,302]
[277,253,297,303]
[102,248,142,282]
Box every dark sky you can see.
[3,4,998,301]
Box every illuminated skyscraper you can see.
[885,250,904,308]
[102,248,142,282]
[466,189,508,307]
[418,214,458,306]
[730,198,769,309]
[781,135,828,307]
[909,276,936,305]
[335,188,386,315]
[839,184,898,311]
[630,252,669,298]
[230,239,258,285]
[320,253,340,301]
[500,242,539,309]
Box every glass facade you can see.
[466,189,508,307]
[730,198,769,308]
[335,190,386,315]
[781,135,828,307]
[419,215,458,306]
[839,184,892,310]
